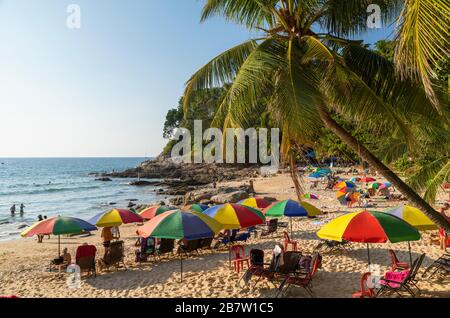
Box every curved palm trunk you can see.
[318,108,450,231]
[289,151,304,202]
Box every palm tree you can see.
[184,0,450,230]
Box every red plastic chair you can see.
[230,245,250,274]
[389,249,409,272]
[352,272,376,298]
[284,231,299,251]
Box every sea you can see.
[0,158,163,241]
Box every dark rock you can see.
[95,177,112,182]
[129,181,155,186]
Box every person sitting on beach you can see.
[62,248,72,265]
[101,227,113,248]
[10,204,16,217]
[37,215,44,243]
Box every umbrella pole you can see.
[58,235,61,257]
[408,241,412,265]
[290,219,293,239]
[180,253,183,282]
[367,243,371,271]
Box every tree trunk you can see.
[289,150,304,202]
[318,108,450,231]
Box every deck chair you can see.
[135,237,156,263]
[178,239,200,256]
[377,253,425,297]
[240,249,268,286]
[254,251,302,289]
[75,244,97,277]
[276,253,322,298]
[98,240,126,271]
[260,219,278,237]
[198,238,213,253]
[155,238,175,259]
[314,239,349,254]
[422,253,449,279]
[389,249,409,272]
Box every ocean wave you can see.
[0,185,102,197]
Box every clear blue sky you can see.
[0,0,393,158]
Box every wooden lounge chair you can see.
[76,244,97,277]
[276,253,322,298]
[155,238,175,259]
[422,252,449,279]
[198,237,213,253]
[98,240,126,271]
[389,249,409,272]
[377,253,426,298]
[178,239,201,256]
[260,219,278,238]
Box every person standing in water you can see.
[20,204,25,216]
[10,204,16,217]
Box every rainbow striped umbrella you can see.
[263,200,323,237]
[369,182,380,189]
[238,197,271,209]
[303,193,319,200]
[336,189,349,206]
[317,210,420,267]
[137,210,222,281]
[89,208,143,227]
[21,216,97,257]
[360,177,376,183]
[333,181,356,191]
[187,204,210,213]
[203,204,265,229]
[139,205,176,220]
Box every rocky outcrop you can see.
[210,191,249,204]
[95,177,112,182]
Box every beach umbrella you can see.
[360,177,376,183]
[317,210,421,269]
[238,197,271,209]
[336,189,349,206]
[139,205,176,220]
[333,181,356,191]
[308,172,326,179]
[263,200,323,236]
[384,205,437,263]
[303,193,319,200]
[369,182,380,189]
[137,210,222,281]
[88,208,143,227]
[203,204,266,229]
[21,216,97,257]
[186,204,210,213]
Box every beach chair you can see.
[377,253,425,297]
[178,239,201,256]
[283,231,299,251]
[352,272,375,298]
[230,245,250,274]
[275,253,322,298]
[389,249,409,272]
[75,244,97,277]
[198,237,213,253]
[314,239,349,254]
[135,237,156,263]
[422,253,449,279]
[254,251,302,290]
[155,238,175,259]
[98,240,126,271]
[234,230,251,243]
[260,219,278,237]
[240,249,270,286]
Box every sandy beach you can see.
[0,173,448,298]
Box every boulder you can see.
[210,191,249,204]
[95,177,112,182]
